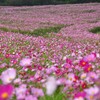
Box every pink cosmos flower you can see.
[66,58,72,65]
[56,78,66,85]
[81,82,87,89]
[20,57,32,67]
[46,68,53,74]
[1,68,16,84]
[85,86,99,96]
[25,95,37,100]
[84,53,96,62]
[88,72,98,79]
[74,97,84,100]
[55,68,62,76]
[81,73,87,80]
[85,86,99,100]
[63,63,71,69]
[15,84,27,100]
[66,73,75,84]
[0,63,7,68]
[13,78,21,84]
[74,75,79,82]
[0,84,14,100]
[31,87,44,97]
[46,66,57,74]
[5,54,10,58]
[37,65,43,70]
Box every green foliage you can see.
[0,27,8,32]
[90,27,100,34]
[0,0,100,6]
[39,86,66,100]
[82,10,96,13]
[0,68,7,74]
[0,24,64,37]
[32,25,64,37]
[5,0,34,6]
[0,80,2,84]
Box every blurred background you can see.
[0,0,100,6]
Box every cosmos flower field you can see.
[0,3,100,100]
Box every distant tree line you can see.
[0,0,100,6]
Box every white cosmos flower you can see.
[45,76,57,95]
[1,68,16,84]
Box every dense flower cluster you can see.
[0,3,100,100]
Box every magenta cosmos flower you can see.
[79,59,88,67]
[74,92,86,100]
[84,64,92,72]
[0,84,14,100]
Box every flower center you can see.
[69,78,72,81]
[1,92,8,99]
[90,95,93,100]
[82,62,86,65]
[88,67,91,71]
[78,97,84,100]
[9,78,13,81]
[81,75,86,79]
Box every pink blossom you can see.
[85,86,99,96]
[0,63,7,68]
[31,87,44,97]
[88,72,99,79]
[15,84,27,100]
[74,92,86,100]
[20,58,32,67]
[84,53,96,62]
[25,95,38,100]
[66,73,75,84]
[56,78,66,85]
[1,68,16,84]
[84,64,92,72]
[79,59,88,67]
[0,84,14,100]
